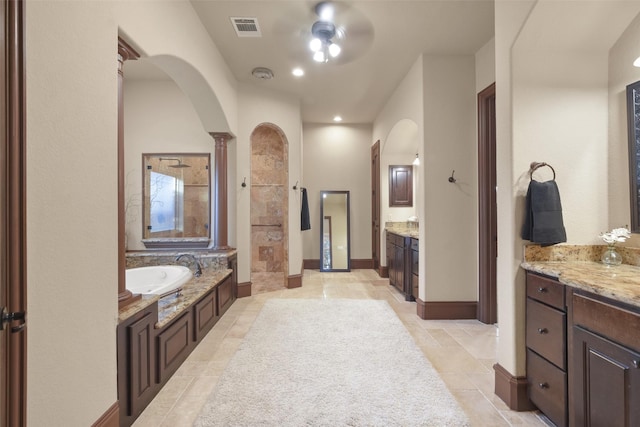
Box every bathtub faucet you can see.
[175,254,202,277]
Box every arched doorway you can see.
[250,124,288,293]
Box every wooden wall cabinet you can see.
[389,165,413,207]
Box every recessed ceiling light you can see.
[292,68,304,77]
[333,116,342,122]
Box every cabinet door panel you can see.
[157,312,192,383]
[128,312,156,416]
[573,326,640,427]
[194,289,218,341]
[218,276,234,316]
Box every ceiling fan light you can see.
[328,42,341,58]
[313,50,326,62]
[316,2,334,21]
[309,38,322,52]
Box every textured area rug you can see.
[194,299,469,426]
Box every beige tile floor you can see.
[132,269,548,427]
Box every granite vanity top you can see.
[522,244,640,309]
[385,223,419,239]
[118,268,232,327]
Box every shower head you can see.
[159,157,191,168]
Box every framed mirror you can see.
[142,153,211,248]
[628,80,640,232]
[320,191,350,272]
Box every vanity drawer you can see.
[526,272,565,310]
[527,349,567,427]
[411,238,418,252]
[387,232,405,247]
[526,298,566,370]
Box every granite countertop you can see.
[118,268,232,327]
[522,245,640,309]
[385,227,419,239]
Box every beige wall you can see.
[422,55,478,302]
[25,1,239,424]
[26,2,118,425]
[373,57,424,269]
[302,123,373,261]
[236,84,302,282]
[124,78,217,251]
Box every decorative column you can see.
[210,132,234,249]
[118,38,140,308]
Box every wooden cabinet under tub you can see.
[118,270,236,426]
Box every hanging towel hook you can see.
[241,177,247,188]
[293,181,299,190]
[529,162,556,180]
[448,170,456,183]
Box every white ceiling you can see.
[127,1,495,124]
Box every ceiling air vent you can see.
[230,17,262,37]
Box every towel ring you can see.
[529,162,556,181]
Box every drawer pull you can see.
[537,287,548,293]
[633,360,639,369]
[537,327,548,334]
[538,382,549,389]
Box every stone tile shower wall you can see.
[251,125,288,294]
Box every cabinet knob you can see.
[537,327,548,334]
[537,287,547,293]
[633,360,639,369]
[538,382,549,389]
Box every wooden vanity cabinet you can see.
[411,238,419,300]
[525,272,567,427]
[386,232,413,301]
[570,291,640,427]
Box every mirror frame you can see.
[627,80,640,233]
[320,190,351,272]
[141,152,211,249]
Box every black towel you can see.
[521,180,566,246]
[301,187,311,231]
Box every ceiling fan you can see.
[274,1,374,66]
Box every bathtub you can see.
[125,265,193,297]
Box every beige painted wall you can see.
[422,55,478,302]
[124,79,217,251]
[302,123,373,261]
[373,57,424,270]
[25,1,239,424]
[236,84,302,282]
[494,0,536,380]
[26,2,118,425]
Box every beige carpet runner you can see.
[194,298,469,426]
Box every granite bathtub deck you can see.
[118,268,232,327]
